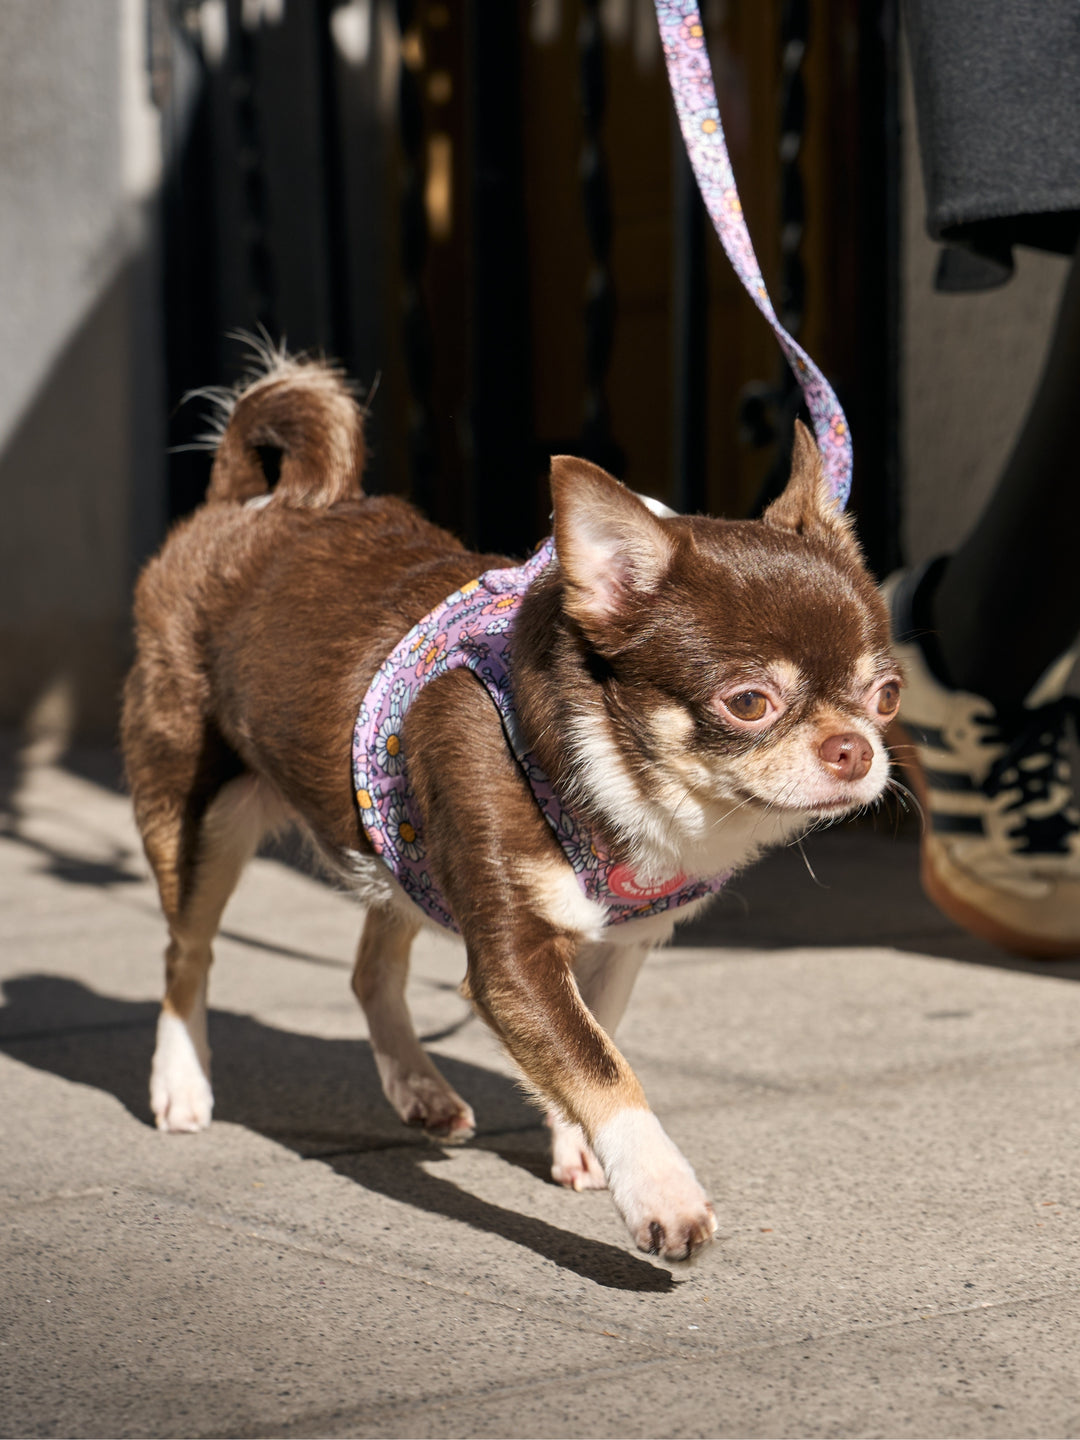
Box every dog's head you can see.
[522,424,901,877]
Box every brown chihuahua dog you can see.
[123,352,900,1262]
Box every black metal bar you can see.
[778,0,808,337]
[467,1,536,555]
[314,0,352,365]
[228,0,278,337]
[578,0,623,475]
[321,0,392,495]
[670,135,708,515]
[851,0,902,577]
[744,0,813,516]
[396,0,437,511]
[160,4,221,521]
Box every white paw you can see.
[150,1010,213,1133]
[593,1109,717,1261]
[546,1111,607,1191]
[382,1068,476,1142]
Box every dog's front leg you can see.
[464,927,715,1260]
[547,939,650,1192]
[406,672,716,1261]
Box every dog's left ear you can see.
[762,421,860,554]
[550,455,675,634]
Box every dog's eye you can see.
[714,686,783,728]
[874,681,901,718]
[725,691,769,722]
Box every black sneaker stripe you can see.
[930,813,985,835]
[922,767,978,793]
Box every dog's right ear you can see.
[762,420,860,556]
[550,455,675,635]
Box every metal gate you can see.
[156,0,900,573]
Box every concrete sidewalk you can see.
[2,740,1080,1439]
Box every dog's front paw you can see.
[626,1195,717,1261]
[593,1109,717,1261]
[385,1070,476,1143]
[150,1011,213,1132]
[546,1111,607,1191]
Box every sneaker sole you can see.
[890,721,1080,960]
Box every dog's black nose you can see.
[818,732,873,782]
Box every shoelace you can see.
[979,696,1080,856]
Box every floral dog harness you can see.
[352,538,727,933]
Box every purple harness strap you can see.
[353,8,849,931]
[656,1,853,509]
[351,539,727,934]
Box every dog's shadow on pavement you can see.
[0,974,674,1293]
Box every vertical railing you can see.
[852,0,902,575]
[740,0,812,514]
[777,0,808,340]
[228,0,278,338]
[396,0,437,515]
[578,0,623,475]
[670,140,708,515]
[467,3,536,555]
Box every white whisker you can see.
[795,836,826,886]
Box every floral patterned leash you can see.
[655,0,853,508]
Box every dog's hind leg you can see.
[352,904,476,1141]
[547,940,650,1190]
[140,772,275,1132]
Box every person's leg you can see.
[893,5,1080,956]
[930,242,1080,706]
[885,244,1080,956]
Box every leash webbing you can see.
[655,1,853,508]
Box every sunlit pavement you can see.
[3,739,1080,1439]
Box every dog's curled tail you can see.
[203,349,366,508]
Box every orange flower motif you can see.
[481,593,518,617]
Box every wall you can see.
[0,0,165,749]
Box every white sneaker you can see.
[884,567,1080,959]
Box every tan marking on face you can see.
[648,703,695,752]
[764,659,804,698]
[852,653,884,692]
[575,698,807,881]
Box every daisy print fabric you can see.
[352,538,727,933]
